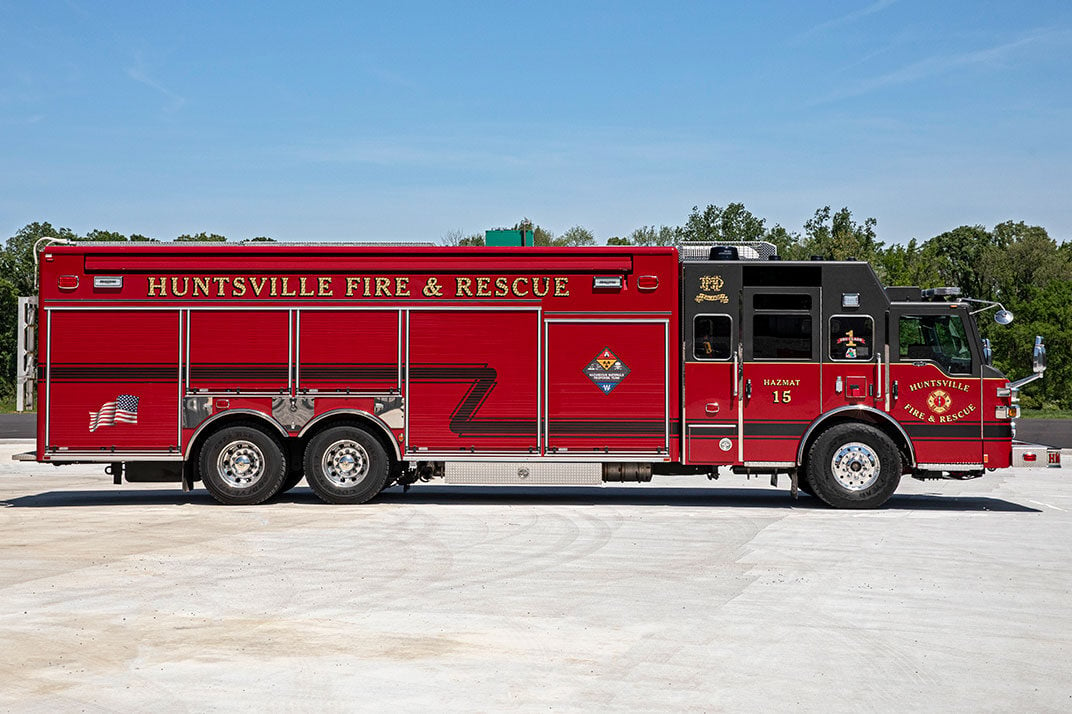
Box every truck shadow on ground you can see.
[2,486,1040,512]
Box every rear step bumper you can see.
[1012,441,1062,468]
[11,451,36,462]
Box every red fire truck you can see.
[14,239,1054,508]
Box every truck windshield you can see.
[898,314,973,375]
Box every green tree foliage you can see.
[920,225,994,299]
[979,222,1070,304]
[985,279,1072,409]
[0,222,78,296]
[678,202,766,243]
[555,226,596,246]
[0,278,17,401]
[175,232,227,242]
[764,224,806,260]
[878,238,940,288]
[803,206,883,265]
[625,225,678,246]
[81,229,128,242]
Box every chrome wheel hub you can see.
[217,440,265,488]
[830,442,881,491]
[321,440,369,487]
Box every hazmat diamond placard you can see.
[584,347,630,394]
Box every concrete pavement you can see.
[1,441,1070,711]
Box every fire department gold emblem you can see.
[927,389,952,415]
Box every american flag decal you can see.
[89,394,139,432]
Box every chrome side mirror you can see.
[995,309,1014,325]
[1033,335,1046,374]
[982,338,992,366]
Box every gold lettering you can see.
[375,277,391,297]
[192,276,211,297]
[233,276,247,297]
[280,277,297,297]
[212,277,230,295]
[495,277,509,297]
[299,277,315,296]
[532,277,550,297]
[554,277,569,297]
[456,277,473,297]
[422,277,443,297]
[346,277,360,297]
[511,277,529,297]
[395,277,410,296]
[476,277,492,297]
[250,277,268,296]
[147,276,167,297]
[171,277,189,297]
[362,277,372,296]
[270,277,279,297]
[318,277,333,297]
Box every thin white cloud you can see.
[125,54,185,112]
[798,0,897,40]
[813,28,1069,105]
[287,133,734,172]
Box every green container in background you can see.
[485,229,533,246]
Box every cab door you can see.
[740,287,821,463]
[823,312,884,413]
[681,264,741,464]
[888,305,983,466]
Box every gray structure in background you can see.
[16,297,37,413]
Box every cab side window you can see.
[751,293,813,360]
[693,315,732,360]
[830,316,873,360]
[898,314,972,374]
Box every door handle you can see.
[745,379,752,400]
[705,402,719,415]
[892,381,899,400]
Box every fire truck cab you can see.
[16,240,1051,509]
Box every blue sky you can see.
[1,1,1070,244]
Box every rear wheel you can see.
[805,423,901,509]
[304,426,389,504]
[279,469,305,494]
[199,423,287,505]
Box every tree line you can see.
[2,206,1070,409]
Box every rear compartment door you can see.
[406,308,539,455]
[545,319,669,456]
[46,309,180,452]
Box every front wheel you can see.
[304,426,390,504]
[805,424,901,509]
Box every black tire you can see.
[279,469,305,494]
[304,426,390,504]
[199,423,287,505]
[795,470,814,497]
[805,423,901,509]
